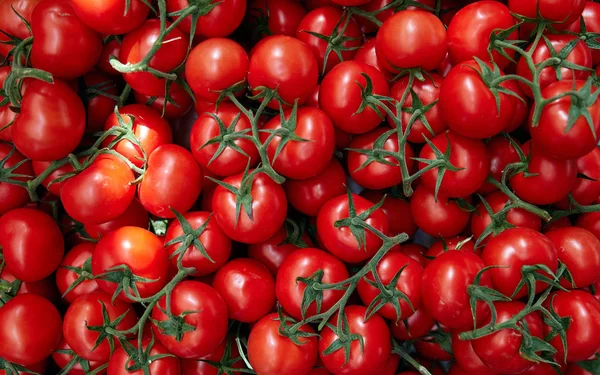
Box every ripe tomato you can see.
[212,171,287,244]
[0,208,64,282]
[577,211,600,240]
[167,0,246,38]
[420,251,492,332]
[56,242,100,303]
[423,236,478,264]
[138,144,203,218]
[70,0,148,34]
[247,0,307,39]
[296,7,363,73]
[52,339,107,375]
[415,333,453,361]
[81,71,119,134]
[182,339,244,375]
[248,312,318,375]
[508,0,585,30]
[32,158,75,196]
[410,185,472,238]
[376,10,447,72]
[248,225,313,275]
[319,60,389,134]
[134,82,193,119]
[0,67,16,141]
[0,143,32,215]
[556,147,600,208]
[362,190,417,238]
[63,291,138,362]
[0,0,39,58]
[107,339,181,375]
[61,154,135,224]
[152,281,228,358]
[390,307,435,341]
[452,334,491,374]
[357,250,423,321]
[30,0,102,79]
[0,294,62,366]
[12,79,85,161]
[103,104,173,168]
[353,38,391,80]
[478,135,521,195]
[566,1,600,64]
[319,305,391,375]
[84,198,149,239]
[317,193,389,263]
[276,248,349,320]
[92,226,169,302]
[97,38,121,76]
[119,19,189,96]
[186,38,249,103]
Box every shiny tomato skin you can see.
[0,144,32,215]
[30,0,102,79]
[0,267,58,303]
[509,0,585,29]
[248,226,313,275]
[420,251,492,332]
[478,135,521,195]
[317,193,389,263]
[556,147,600,208]
[0,208,64,282]
[70,0,149,34]
[212,171,287,244]
[12,79,85,161]
[452,334,492,374]
[97,38,121,76]
[248,312,318,375]
[103,104,173,168]
[577,211,600,240]
[83,198,149,239]
[276,248,349,320]
[482,227,558,299]
[410,185,472,238]
[423,236,478,264]
[152,281,229,359]
[362,190,417,238]
[138,144,203,218]
[107,339,181,375]
[566,1,600,64]
[134,82,193,119]
[319,305,391,375]
[390,307,435,341]
[92,226,169,302]
[63,291,138,362]
[55,242,100,303]
[0,0,39,58]
[167,0,246,38]
[247,0,307,39]
[61,154,135,225]
[319,60,389,134]
[353,37,392,80]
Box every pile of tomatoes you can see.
[1,0,600,374]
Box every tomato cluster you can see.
[1,0,600,374]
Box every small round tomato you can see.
[248,225,313,275]
[452,334,491,374]
[97,38,121,76]
[276,248,349,320]
[410,185,472,238]
[566,1,600,64]
[247,0,307,39]
[63,291,138,362]
[390,307,435,341]
[167,0,246,38]
[56,242,100,303]
[134,82,193,119]
[84,198,149,239]
[423,236,478,264]
[0,67,16,141]
[0,143,32,215]
[70,0,148,34]
[508,0,585,30]
[0,294,62,366]
[82,71,119,134]
[107,339,181,375]
[152,281,228,358]
[0,0,39,58]
[478,135,521,195]
[0,267,57,303]
[362,190,417,238]
[577,211,600,240]
[556,147,600,208]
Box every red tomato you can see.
[30,0,102,79]
[92,226,169,302]
[31,158,76,196]
[577,211,600,240]
[401,243,428,265]
[556,147,600,208]
[82,71,119,134]
[423,236,478,264]
[276,248,349,320]
[152,281,228,358]
[247,0,307,39]
[0,0,39,58]
[566,1,600,64]
[55,242,100,303]
[353,38,391,79]
[357,0,393,34]
[52,339,107,375]
[452,334,491,374]
[0,143,32,215]
[0,208,64,282]
[97,38,121,76]
[134,82,193,119]
[212,171,287,244]
[167,0,246,38]
[84,198,149,239]
[319,60,389,134]
[420,251,492,332]
[248,225,313,275]
[63,291,137,362]
[0,268,57,303]
[0,294,62,366]
[478,135,521,195]
[317,193,389,263]
[0,67,16,141]
[319,305,391,375]
[567,364,596,375]
[70,0,148,34]
[181,339,244,375]
[415,333,453,361]
[362,190,417,238]
[12,79,85,161]
[248,312,318,375]
[508,0,585,29]
[376,10,447,72]
[390,307,435,341]
[107,339,181,375]
[410,184,472,237]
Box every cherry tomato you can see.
[0,143,32,215]
[52,339,107,375]
[83,198,149,239]
[70,0,149,34]
[107,339,181,375]
[577,211,600,240]
[167,0,246,38]
[452,334,492,374]
[362,190,417,238]
[508,0,585,30]
[390,307,435,341]
[134,82,194,119]
[55,242,100,303]
[248,225,313,275]
[566,1,600,64]
[0,0,39,58]
[478,135,521,195]
[181,339,244,375]
[556,147,600,208]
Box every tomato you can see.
[423,236,478,264]
[420,251,492,332]
[470,191,543,245]
[390,307,435,341]
[376,10,447,72]
[107,339,181,375]
[84,198,149,239]
[317,193,389,263]
[276,248,349,320]
[0,0,39,58]
[92,226,169,302]
[212,171,287,244]
[347,127,414,190]
[447,1,517,69]
[97,38,121,76]
[0,67,16,141]
[362,190,417,238]
[103,104,173,168]
[0,294,61,366]
[70,0,148,34]
[520,362,566,375]
[357,0,393,34]
[119,19,189,97]
[577,211,600,240]
[508,0,585,30]
[285,158,346,216]
[439,60,516,139]
[81,72,119,134]
[357,251,423,321]
[52,339,107,375]
[353,38,391,79]
[319,60,389,134]
[261,107,335,180]
[248,35,318,108]
[134,82,193,119]
[544,290,600,363]
[0,208,64,282]
[248,225,313,275]
[478,135,521,195]
[56,242,100,303]
[410,184,472,238]
[248,312,318,375]
[296,7,363,73]
[247,0,306,39]
[510,141,578,205]
[319,305,391,375]
[401,243,428,265]
[566,1,600,64]
[167,0,246,38]
[415,334,453,361]
[12,79,85,161]
[452,334,492,374]
[138,144,203,218]
[152,281,228,358]
[545,227,600,289]
[186,38,249,103]
[61,154,135,224]
[0,267,57,303]
[0,143,32,215]
[30,0,101,79]
[63,291,137,362]
[181,339,244,375]
[556,147,600,208]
